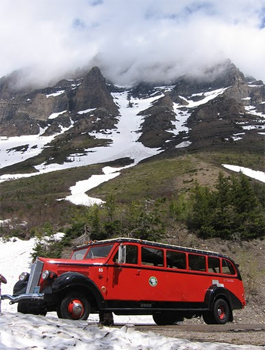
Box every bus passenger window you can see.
[112,245,138,264]
[125,245,138,264]
[222,259,235,275]
[188,254,206,272]
[166,251,186,269]
[142,247,164,266]
[208,257,220,273]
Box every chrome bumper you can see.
[1,293,44,304]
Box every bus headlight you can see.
[19,272,29,282]
[42,270,57,280]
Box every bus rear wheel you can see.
[153,312,183,325]
[203,298,230,325]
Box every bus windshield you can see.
[71,248,88,260]
[85,244,114,259]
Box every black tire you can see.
[202,311,215,324]
[18,302,47,316]
[99,312,114,326]
[203,298,230,325]
[58,292,90,320]
[18,302,29,314]
[153,312,182,325]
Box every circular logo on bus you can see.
[149,276,158,287]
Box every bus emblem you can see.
[149,276,158,287]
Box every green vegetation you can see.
[1,152,264,259]
[188,172,265,240]
[30,171,265,259]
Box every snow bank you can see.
[223,165,265,183]
[0,313,262,350]
[64,166,122,206]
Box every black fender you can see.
[205,285,242,312]
[13,280,27,296]
[49,272,106,309]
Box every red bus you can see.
[2,238,246,325]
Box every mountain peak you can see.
[0,61,264,172]
[73,66,118,114]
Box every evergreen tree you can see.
[127,200,165,241]
[213,173,237,238]
[189,183,216,238]
[188,173,265,240]
[90,206,108,240]
[105,194,116,223]
[215,172,232,213]
[232,174,258,214]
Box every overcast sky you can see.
[1,0,265,87]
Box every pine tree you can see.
[189,183,216,238]
[188,173,265,240]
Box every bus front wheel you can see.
[58,292,90,320]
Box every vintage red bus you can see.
[1,238,246,325]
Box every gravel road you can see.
[135,323,265,346]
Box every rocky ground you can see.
[142,323,265,347]
[134,300,265,346]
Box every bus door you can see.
[106,244,141,300]
[137,245,170,301]
[164,249,188,302]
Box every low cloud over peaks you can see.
[1,0,265,88]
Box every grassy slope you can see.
[0,149,263,233]
[87,150,264,201]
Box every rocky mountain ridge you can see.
[0,61,264,175]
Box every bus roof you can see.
[73,237,230,260]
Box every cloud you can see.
[0,0,265,87]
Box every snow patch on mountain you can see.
[222,165,265,182]
[48,110,67,119]
[0,133,55,169]
[46,90,65,98]
[180,87,228,108]
[63,166,123,206]
[0,91,163,182]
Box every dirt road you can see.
[134,324,265,346]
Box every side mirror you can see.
[118,244,126,264]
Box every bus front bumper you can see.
[1,293,44,304]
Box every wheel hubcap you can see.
[68,299,84,319]
[217,306,225,320]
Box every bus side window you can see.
[141,247,164,266]
[71,248,88,260]
[113,245,138,264]
[222,259,235,275]
[208,257,220,273]
[166,250,186,269]
[126,245,138,264]
[188,254,206,272]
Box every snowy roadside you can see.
[0,312,264,350]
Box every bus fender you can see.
[50,272,106,308]
[205,284,243,312]
[204,285,232,311]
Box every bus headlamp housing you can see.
[19,272,29,282]
[42,270,57,280]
